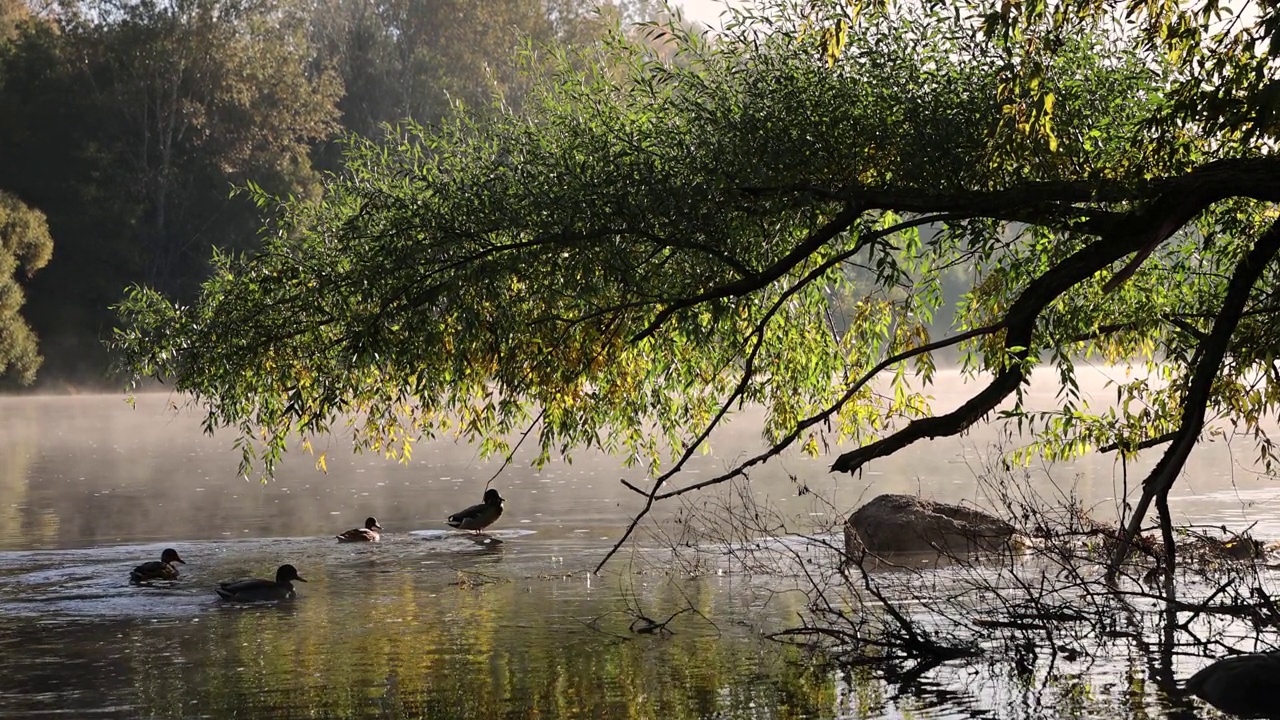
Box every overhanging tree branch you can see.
[1106,218,1280,582]
[747,157,1280,212]
[1098,431,1179,454]
[596,212,961,571]
[830,190,1226,474]
[632,202,864,342]
[617,321,1005,506]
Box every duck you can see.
[336,516,383,543]
[130,548,185,583]
[215,564,307,602]
[446,488,505,534]
[1186,650,1280,718]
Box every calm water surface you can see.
[1,368,1278,719]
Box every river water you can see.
[1,368,1277,718]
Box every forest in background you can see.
[0,0,663,389]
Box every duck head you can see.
[161,548,186,564]
[364,517,383,530]
[483,488,504,506]
[276,564,307,583]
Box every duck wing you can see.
[449,503,502,531]
[336,528,377,542]
[216,577,278,600]
[130,561,177,583]
[447,502,487,528]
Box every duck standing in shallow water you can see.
[1186,650,1280,718]
[447,488,505,534]
[215,564,307,602]
[130,548,185,583]
[336,516,383,543]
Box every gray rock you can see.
[844,493,1018,558]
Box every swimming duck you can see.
[215,564,307,602]
[130,548,185,583]
[336,516,382,543]
[1186,650,1280,718]
[447,488,505,534]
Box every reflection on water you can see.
[1,370,1279,718]
[0,533,834,719]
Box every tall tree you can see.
[0,0,27,42]
[0,17,121,378]
[115,0,1280,570]
[59,0,342,296]
[306,0,626,170]
[0,0,341,380]
[0,191,53,385]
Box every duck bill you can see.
[373,524,383,531]
[295,576,308,583]
[175,557,186,564]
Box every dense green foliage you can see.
[0,0,634,383]
[0,191,52,385]
[107,0,1280,562]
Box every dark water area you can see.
[0,373,1277,718]
[0,535,827,719]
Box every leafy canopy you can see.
[115,0,1280,531]
[0,191,52,385]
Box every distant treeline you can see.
[0,0,658,389]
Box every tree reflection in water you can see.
[0,548,1252,719]
[0,395,1272,719]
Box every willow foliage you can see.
[116,0,1278,532]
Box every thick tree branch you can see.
[1101,211,1187,293]
[1106,218,1280,582]
[829,189,1228,474]
[1166,317,1208,342]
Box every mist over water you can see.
[1,367,1277,718]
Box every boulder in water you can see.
[844,493,1019,558]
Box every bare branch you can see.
[485,409,546,487]
[595,324,769,573]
